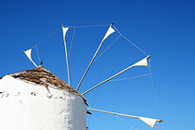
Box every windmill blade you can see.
[87,108,162,128]
[62,25,71,86]
[76,23,115,91]
[24,49,38,67]
[102,23,115,41]
[139,117,158,128]
[132,56,149,67]
[82,55,151,95]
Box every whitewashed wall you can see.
[0,75,86,130]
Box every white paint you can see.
[0,75,86,130]
[102,25,115,41]
[24,49,38,67]
[139,117,157,128]
[132,56,150,67]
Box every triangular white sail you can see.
[62,26,69,39]
[139,117,157,128]
[62,25,71,86]
[102,24,115,41]
[24,49,37,67]
[132,55,151,67]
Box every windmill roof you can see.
[6,66,86,103]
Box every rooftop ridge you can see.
[8,66,86,103]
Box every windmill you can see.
[0,23,162,130]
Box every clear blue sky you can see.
[1,0,195,130]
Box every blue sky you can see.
[1,0,195,130]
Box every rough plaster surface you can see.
[0,75,86,130]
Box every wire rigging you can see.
[114,115,138,130]
[113,25,148,56]
[69,27,76,57]
[95,79,127,107]
[155,122,161,130]
[90,50,108,109]
[29,24,109,50]
[94,34,121,62]
[31,27,61,49]
[110,73,151,82]
[28,23,148,59]
[148,59,161,117]
[63,24,110,28]
[35,45,42,65]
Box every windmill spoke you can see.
[76,23,115,91]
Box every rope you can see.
[35,45,41,64]
[29,24,109,49]
[69,27,76,57]
[31,27,61,49]
[94,34,121,62]
[94,73,151,107]
[114,115,138,130]
[113,25,148,56]
[148,59,161,117]
[95,79,127,107]
[63,24,110,28]
[155,121,161,130]
[92,53,106,108]
[110,73,151,82]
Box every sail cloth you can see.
[139,117,157,128]
[24,49,38,67]
[132,55,151,67]
[102,24,115,41]
[62,26,69,38]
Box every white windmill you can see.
[0,23,162,130]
